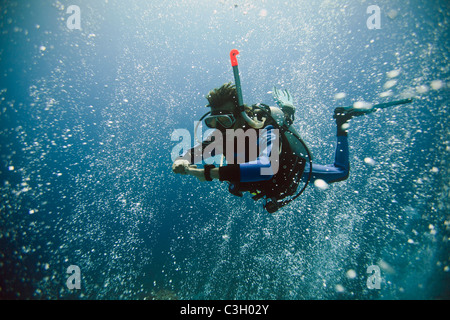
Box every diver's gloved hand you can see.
[173,159,207,181]
[272,87,294,109]
[272,86,296,123]
[172,159,191,174]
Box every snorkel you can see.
[230,49,266,129]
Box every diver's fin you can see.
[335,98,414,119]
[371,98,414,110]
[333,98,414,136]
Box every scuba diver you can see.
[172,50,413,213]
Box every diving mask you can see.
[204,113,236,129]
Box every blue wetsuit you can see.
[304,135,350,184]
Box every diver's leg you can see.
[335,134,349,169]
[306,135,349,184]
[304,112,351,184]
[332,135,350,182]
[331,108,351,182]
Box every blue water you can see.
[0,0,449,300]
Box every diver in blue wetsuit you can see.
[172,83,411,213]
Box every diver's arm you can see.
[184,167,206,181]
[303,135,350,184]
[184,167,220,182]
[179,127,277,182]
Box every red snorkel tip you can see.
[230,49,239,67]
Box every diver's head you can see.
[205,83,247,131]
